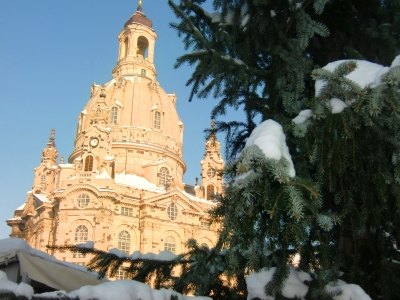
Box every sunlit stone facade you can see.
[7,4,224,267]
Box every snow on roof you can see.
[96,169,110,179]
[114,171,165,194]
[107,247,178,261]
[0,272,33,299]
[6,217,21,221]
[16,203,26,210]
[33,193,51,203]
[178,187,217,205]
[114,100,123,107]
[69,279,212,300]
[245,120,296,177]
[59,163,75,168]
[104,155,114,161]
[0,238,87,273]
[142,160,165,167]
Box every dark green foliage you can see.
[47,245,185,290]
[164,0,400,299]
[50,1,400,299]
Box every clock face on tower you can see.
[90,137,99,148]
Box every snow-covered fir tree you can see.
[53,1,400,299]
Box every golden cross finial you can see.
[137,0,143,12]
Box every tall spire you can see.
[137,0,143,12]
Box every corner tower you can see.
[198,121,224,200]
[69,2,186,190]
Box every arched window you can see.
[136,36,149,57]
[167,203,178,221]
[158,167,169,186]
[141,69,146,76]
[40,174,46,183]
[84,155,93,171]
[118,230,130,254]
[123,37,129,58]
[154,111,161,129]
[77,194,90,208]
[75,225,88,244]
[207,185,215,200]
[110,107,118,125]
[164,236,176,254]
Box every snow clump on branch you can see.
[233,120,296,186]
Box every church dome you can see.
[82,76,181,145]
[69,5,186,188]
[124,11,153,28]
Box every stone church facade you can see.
[7,3,224,269]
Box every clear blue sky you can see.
[0,1,244,239]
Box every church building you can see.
[6,2,224,268]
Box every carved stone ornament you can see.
[115,76,127,89]
[148,80,158,91]
[152,223,161,230]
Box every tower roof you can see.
[124,0,153,28]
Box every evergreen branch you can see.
[48,245,193,287]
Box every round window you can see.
[167,203,178,221]
[207,168,216,178]
[76,194,90,208]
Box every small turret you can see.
[41,129,58,166]
[34,129,59,194]
[199,121,224,200]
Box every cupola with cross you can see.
[113,0,157,79]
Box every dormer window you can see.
[154,111,161,129]
[159,167,169,186]
[110,107,118,125]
